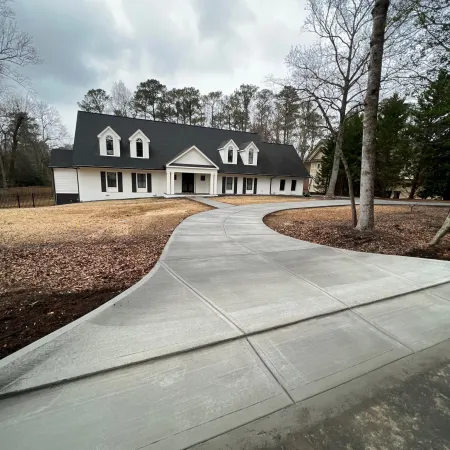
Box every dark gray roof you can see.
[239,141,253,150]
[51,111,309,178]
[49,148,73,167]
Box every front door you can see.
[182,173,195,193]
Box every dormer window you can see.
[136,138,143,157]
[238,142,259,165]
[228,147,233,163]
[129,129,150,159]
[106,136,114,155]
[218,139,238,164]
[97,126,121,157]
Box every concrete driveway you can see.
[1,199,450,449]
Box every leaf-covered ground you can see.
[0,198,210,359]
[265,205,450,260]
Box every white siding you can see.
[53,168,78,194]
[77,168,166,202]
[194,173,210,194]
[271,177,304,196]
[217,174,303,196]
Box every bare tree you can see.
[109,80,133,117]
[286,0,373,200]
[32,100,70,147]
[203,91,223,127]
[357,0,391,231]
[0,0,40,89]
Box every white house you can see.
[50,111,310,204]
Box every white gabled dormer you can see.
[239,142,259,166]
[218,139,239,164]
[97,126,121,157]
[129,129,150,159]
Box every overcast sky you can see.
[15,0,310,135]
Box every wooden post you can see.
[32,192,35,207]
[17,193,20,208]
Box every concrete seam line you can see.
[160,261,246,335]
[245,338,295,404]
[222,200,432,353]
[348,308,415,353]
[428,289,450,304]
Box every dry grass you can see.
[0,198,209,246]
[217,195,313,205]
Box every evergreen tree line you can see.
[316,70,450,200]
[77,82,324,159]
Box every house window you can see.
[136,138,143,157]
[200,175,206,181]
[291,179,297,191]
[226,177,233,190]
[137,173,146,189]
[107,172,117,190]
[246,178,253,191]
[227,147,233,163]
[248,150,254,164]
[174,174,177,180]
[106,136,114,155]
[280,179,285,191]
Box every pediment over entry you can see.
[166,145,219,168]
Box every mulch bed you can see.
[264,205,450,261]
[0,235,169,359]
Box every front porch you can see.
[165,145,219,196]
[165,169,218,196]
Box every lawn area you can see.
[265,205,450,260]
[217,195,315,205]
[0,198,210,358]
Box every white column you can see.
[170,171,175,195]
[209,173,214,195]
[212,173,216,195]
[166,171,171,195]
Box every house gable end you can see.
[167,146,219,168]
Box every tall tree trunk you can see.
[0,152,7,188]
[357,0,390,231]
[429,212,450,246]
[326,125,343,197]
[338,145,357,227]
[8,113,25,186]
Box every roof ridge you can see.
[77,110,259,135]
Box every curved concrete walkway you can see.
[2,199,450,449]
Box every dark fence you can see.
[0,187,54,209]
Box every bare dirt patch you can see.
[265,205,450,260]
[217,195,314,205]
[0,198,210,358]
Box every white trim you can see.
[106,171,118,193]
[136,172,147,192]
[128,129,150,142]
[218,139,237,150]
[166,145,219,169]
[97,126,121,140]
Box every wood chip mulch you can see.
[264,205,450,261]
[0,199,209,359]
